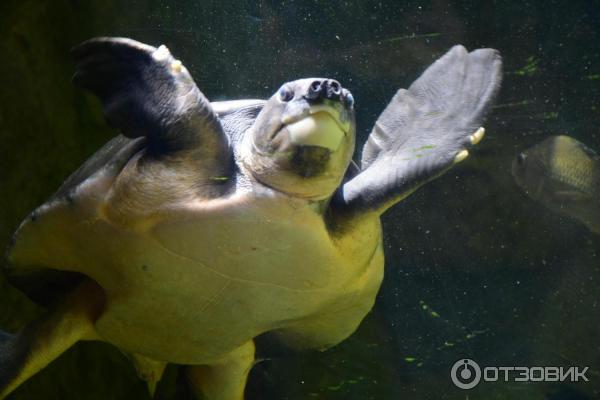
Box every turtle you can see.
[1,37,502,399]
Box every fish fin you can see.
[588,224,600,235]
[574,140,599,158]
[553,191,592,202]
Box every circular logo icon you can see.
[451,359,481,389]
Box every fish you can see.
[512,135,600,234]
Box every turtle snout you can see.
[306,79,343,102]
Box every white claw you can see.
[454,149,469,163]
[171,60,183,73]
[153,45,170,61]
[470,127,485,145]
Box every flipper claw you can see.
[470,127,485,145]
[170,59,183,73]
[454,149,469,163]
[152,44,171,61]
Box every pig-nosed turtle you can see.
[2,37,501,399]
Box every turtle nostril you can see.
[310,81,322,93]
[330,80,341,96]
[307,80,322,100]
[306,79,343,101]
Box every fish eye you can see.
[278,86,294,102]
[517,153,527,165]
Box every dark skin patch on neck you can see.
[291,146,331,178]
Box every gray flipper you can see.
[335,45,502,215]
[0,281,103,398]
[51,135,145,202]
[72,37,230,170]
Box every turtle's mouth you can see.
[275,106,349,152]
[281,104,350,131]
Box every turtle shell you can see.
[4,100,264,306]
[5,135,145,305]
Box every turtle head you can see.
[243,78,356,200]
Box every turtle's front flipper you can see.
[72,37,231,176]
[0,281,104,398]
[334,46,502,216]
[186,340,255,400]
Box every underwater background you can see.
[0,0,598,399]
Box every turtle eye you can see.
[517,152,527,165]
[278,86,294,102]
[343,90,354,109]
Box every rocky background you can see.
[0,0,598,399]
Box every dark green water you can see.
[0,1,598,399]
